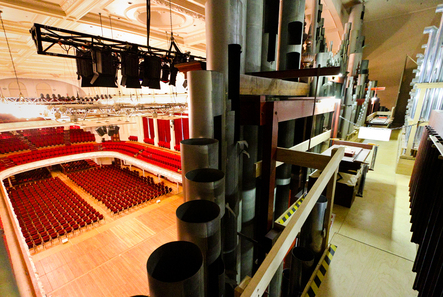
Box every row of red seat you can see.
[70,129,95,143]
[68,166,171,214]
[8,144,97,165]
[144,138,154,145]
[128,136,138,141]
[158,141,170,149]
[8,177,104,250]
[22,127,65,148]
[12,168,52,186]
[60,160,96,174]
[1,141,181,174]
[101,142,141,156]
[0,133,29,154]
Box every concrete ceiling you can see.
[0,0,440,84]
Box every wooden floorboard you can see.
[30,169,183,297]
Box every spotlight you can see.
[161,63,170,83]
[95,126,107,137]
[121,46,141,89]
[140,56,161,89]
[107,125,120,137]
[90,47,118,87]
[169,65,178,86]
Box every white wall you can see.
[0,78,86,98]
[363,7,441,109]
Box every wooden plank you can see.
[275,98,339,123]
[276,148,331,170]
[330,140,374,150]
[241,147,344,297]
[255,130,331,178]
[323,150,339,251]
[240,75,310,96]
[247,66,341,79]
[259,102,279,236]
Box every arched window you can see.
[36,82,52,98]
[8,81,28,97]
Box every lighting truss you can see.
[30,23,205,62]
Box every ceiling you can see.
[0,0,440,83]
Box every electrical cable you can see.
[0,11,23,100]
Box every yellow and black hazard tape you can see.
[306,244,337,297]
[277,196,305,225]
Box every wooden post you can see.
[322,148,339,251]
[259,101,279,237]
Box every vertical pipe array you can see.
[176,200,222,297]
[245,0,264,73]
[278,0,305,70]
[184,168,226,217]
[241,0,263,281]
[346,4,365,77]
[262,0,280,71]
[300,195,328,260]
[289,247,315,296]
[146,241,204,297]
[206,0,229,81]
[187,70,224,139]
[406,5,443,151]
[408,125,443,296]
[180,138,219,189]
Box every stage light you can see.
[121,46,141,89]
[95,126,107,137]
[140,56,161,89]
[90,48,118,87]
[169,65,178,86]
[161,63,170,83]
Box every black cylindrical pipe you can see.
[275,120,296,220]
[146,241,204,297]
[208,255,225,297]
[184,168,225,217]
[289,247,315,296]
[241,125,258,279]
[282,268,291,297]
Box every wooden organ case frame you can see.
[236,66,345,296]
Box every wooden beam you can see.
[254,130,331,178]
[248,66,341,79]
[240,147,344,297]
[259,102,279,237]
[331,139,374,150]
[322,149,339,251]
[275,149,331,170]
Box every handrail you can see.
[0,151,182,183]
[430,135,443,158]
[240,147,344,296]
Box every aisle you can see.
[317,131,418,296]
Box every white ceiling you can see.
[0,0,440,82]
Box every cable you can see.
[99,13,104,37]
[0,11,23,99]
[109,15,114,39]
[146,0,151,48]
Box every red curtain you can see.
[173,118,189,150]
[157,119,171,148]
[142,117,155,143]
